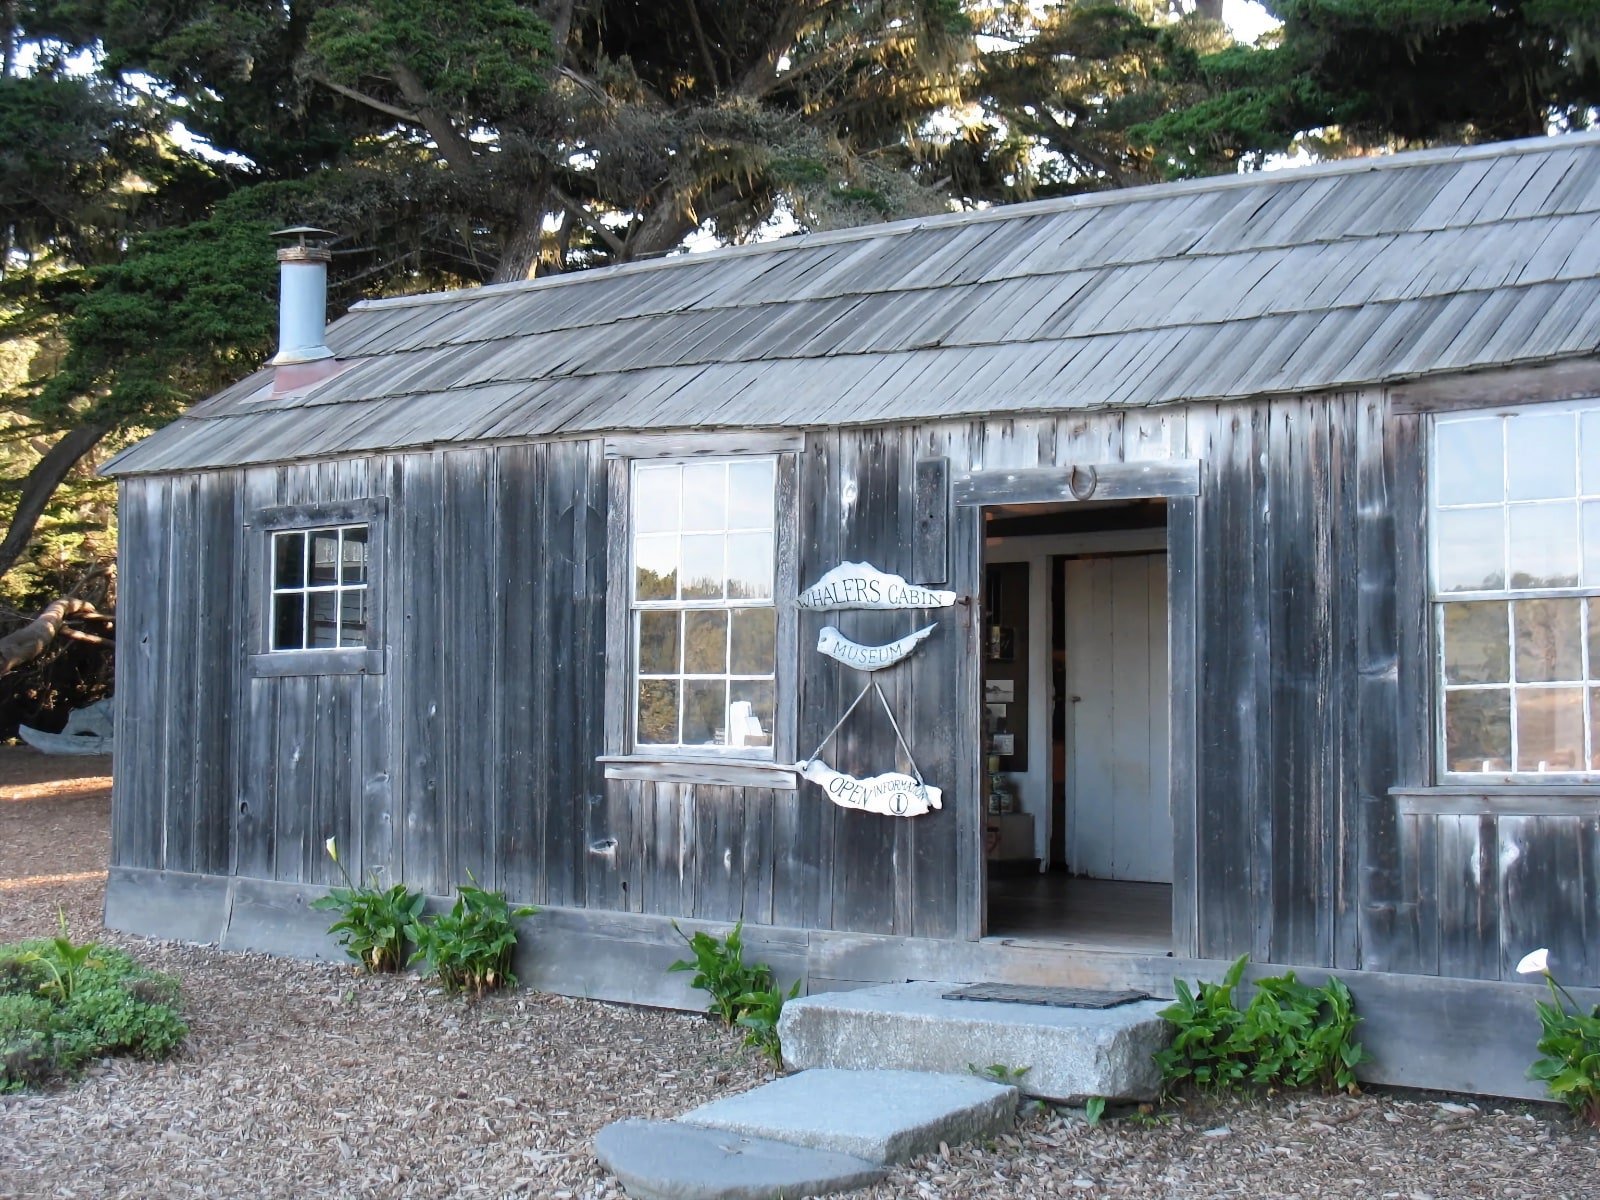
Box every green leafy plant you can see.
[669,921,802,1065]
[735,980,801,1066]
[1157,955,1366,1095]
[669,921,775,1027]
[1084,1096,1107,1126]
[310,838,426,973]
[17,910,103,1002]
[0,929,185,1092]
[969,1062,1031,1087]
[408,883,535,998]
[1517,948,1600,1128]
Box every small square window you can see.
[269,524,371,652]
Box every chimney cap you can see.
[271,225,337,247]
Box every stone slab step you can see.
[777,981,1171,1103]
[675,1068,1018,1167]
[594,1118,885,1200]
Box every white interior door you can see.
[1064,553,1171,883]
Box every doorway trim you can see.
[955,460,1201,956]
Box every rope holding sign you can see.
[800,679,927,787]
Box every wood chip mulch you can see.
[0,747,1593,1199]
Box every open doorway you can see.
[981,498,1173,953]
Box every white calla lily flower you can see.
[325,836,338,863]
[1515,948,1550,975]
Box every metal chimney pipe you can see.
[270,226,336,365]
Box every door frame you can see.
[954,460,1201,954]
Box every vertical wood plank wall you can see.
[110,389,1600,986]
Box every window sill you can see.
[599,754,798,790]
[248,648,385,678]
[1391,785,1600,816]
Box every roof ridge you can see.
[351,131,1600,315]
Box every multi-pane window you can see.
[271,525,369,651]
[1433,402,1600,776]
[631,458,777,753]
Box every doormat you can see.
[941,983,1150,1009]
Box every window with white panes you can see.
[270,525,370,651]
[1432,401,1600,777]
[630,458,777,754]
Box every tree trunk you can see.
[1192,0,1225,21]
[623,194,704,262]
[0,597,102,675]
[491,176,557,283]
[0,420,113,580]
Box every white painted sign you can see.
[817,623,935,672]
[799,758,942,818]
[796,562,956,611]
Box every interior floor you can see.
[985,873,1172,954]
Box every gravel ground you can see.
[1,747,1595,1199]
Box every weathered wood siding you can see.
[112,390,1600,987]
[114,441,608,902]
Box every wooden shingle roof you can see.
[106,131,1600,475]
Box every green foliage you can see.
[311,839,426,973]
[734,979,802,1066]
[669,921,800,1064]
[1132,0,1600,175]
[969,1061,1032,1086]
[407,884,535,998]
[0,928,185,1092]
[1156,956,1367,1095]
[307,0,553,123]
[1526,969,1600,1127]
[19,913,103,1002]
[1084,1095,1107,1126]
[669,920,774,1026]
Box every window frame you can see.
[600,438,800,788]
[247,498,387,678]
[1430,399,1600,783]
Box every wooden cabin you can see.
[104,133,1600,1100]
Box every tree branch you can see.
[551,188,628,258]
[0,598,102,675]
[389,62,480,168]
[56,625,113,647]
[308,72,423,126]
[0,421,113,581]
[684,0,724,93]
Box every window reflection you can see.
[1434,403,1600,776]
[630,458,777,753]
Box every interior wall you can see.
[985,527,1166,867]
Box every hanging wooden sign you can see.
[799,758,943,818]
[817,623,935,672]
[796,561,957,611]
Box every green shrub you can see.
[310,837,426,972]
[669,921,800,1065]
[1518,948,1600,1127]
[735,980,801,1066]
[0,924,186,1092]
[408,884,535,998]
[1156,955,1366,1095]
[669,920,772,1026]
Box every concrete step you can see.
[777,981,1171,1103]
[594,1119,886,1200]
[594,1068,1019,1200]
[677,1068,1019,1167]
